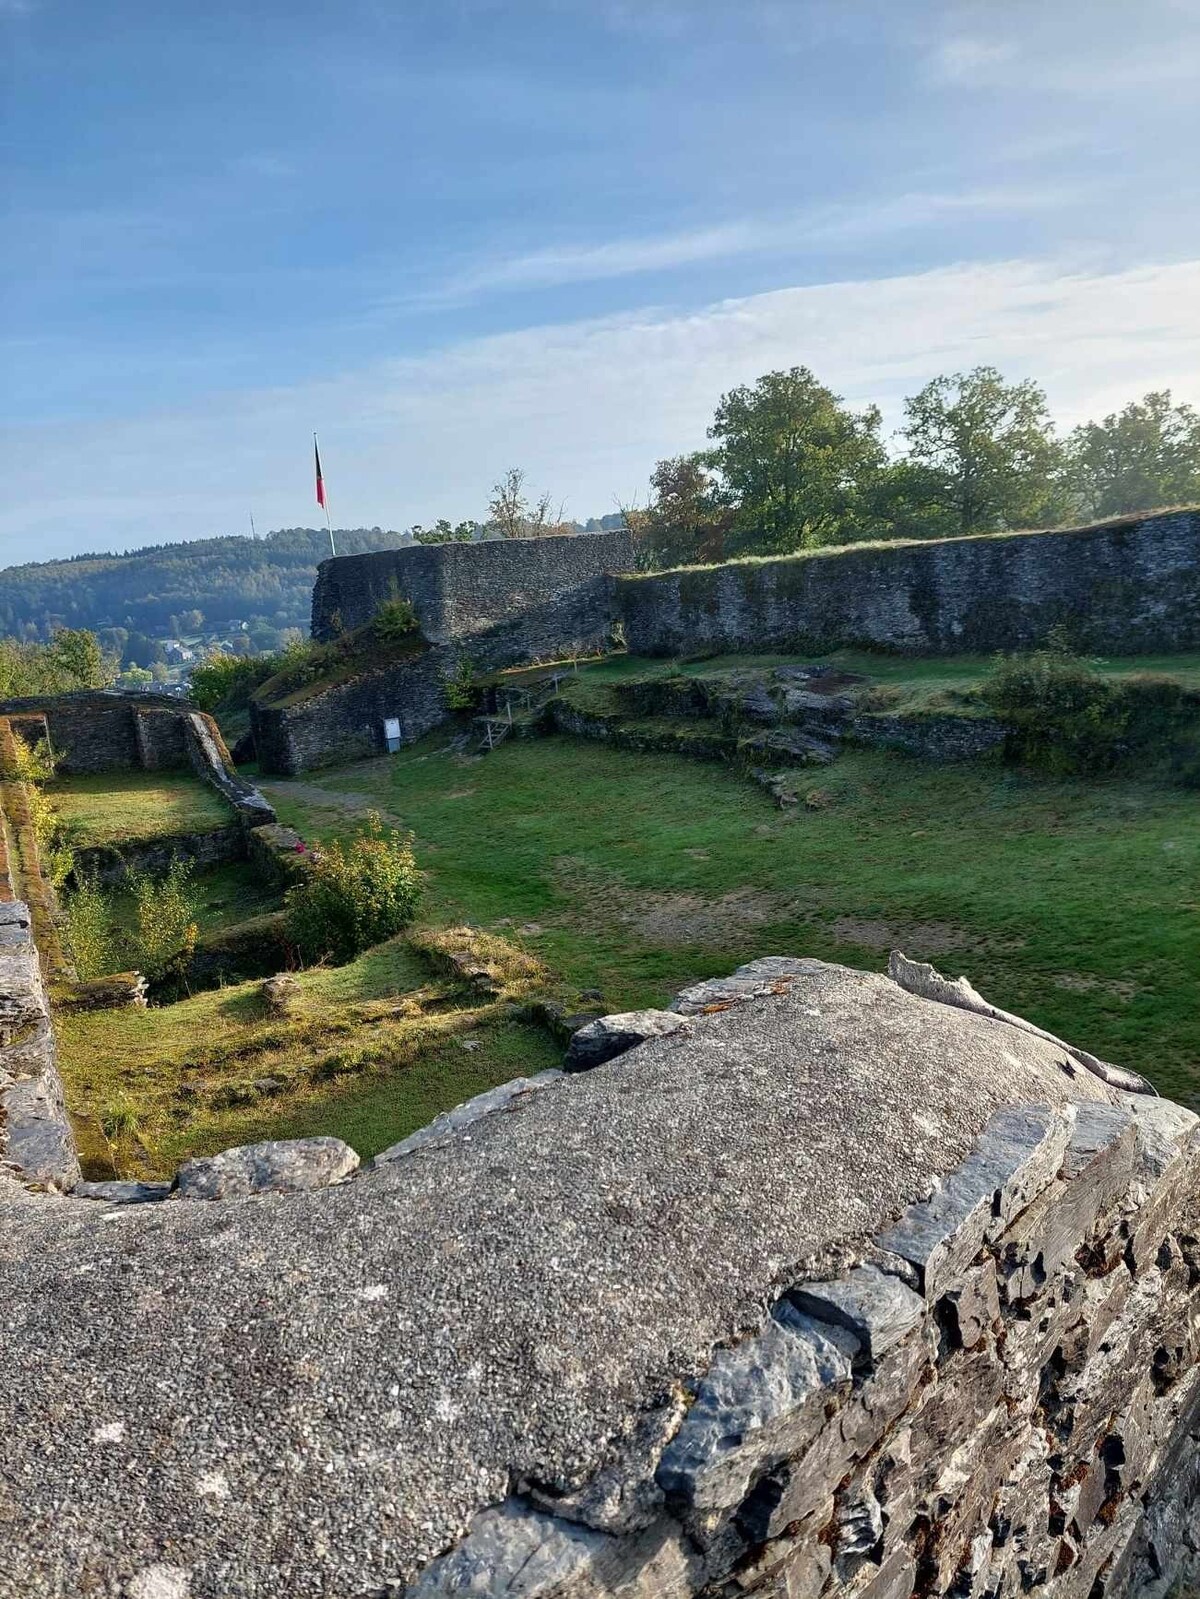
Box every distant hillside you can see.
[0,528,411,643]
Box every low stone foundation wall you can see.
[251,645,450,775]
[0,900,78,1191]
[72,823,247,887]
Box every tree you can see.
[1066,390,1200,519]
[486,469,563,539]
[901,366,1066,535]
[412,519,477,545]
[706,367,886,554]
[629,454,732,569]
[49,628,109,688]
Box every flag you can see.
[315,437,327,510]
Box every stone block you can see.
[656,1302,858,1515]
[372,1071,562,1165]
[938,1259,1000,1352]
[72,1179,171,1204]
[669,958,830,1016]
[404,1500,694,1598]
[172,1136,359,1199]
[565,1010,690,1072]
[788,1265,925,1363]
[876,1104,1073,1299]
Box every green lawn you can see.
[262,731,1200,1108]
[50,770,232,846]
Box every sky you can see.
[2,0,1199,564]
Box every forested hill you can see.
[0,528,411,642]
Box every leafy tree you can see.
[122,631,164,669]
[1066,390,1200,519]
[706,367,886,554]
[486,468,565,539]
[0,629,113,697]
[901,366,1066,535]
[629,454,732,569]
[48,628,108,688]
[189,650,280,713]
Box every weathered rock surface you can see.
[172,1136,360,1199]
[565,1009,689,1071]
[1,958,1196,1599]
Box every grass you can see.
[548,647,1200,722]
[49,770,231,846]
[57,929,561,1179]
[261,728,1200,1109]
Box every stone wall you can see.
[0,691,276,828]
[617,509,1200,657]
[251,644,451,774]
[310,528,636,647]
[1,953,1196,1598]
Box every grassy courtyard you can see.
[261,727,1199,1109]
[50,769,231,846]
[50,645,1200,1177]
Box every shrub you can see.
[442,655,477,711]
[189,652,278,713]
[125,857,201,983]
[285,812,421,963]
[65,877,116,978]
[373,598,419,646]
[983,650,1200,778]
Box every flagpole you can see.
[315,431,337,557]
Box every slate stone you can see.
[875,1104,1073,1298]
[173,1136,360,1200]
[405,1500,695,1598]
[788,1265,925,1363]
[72,1180,171,1205]
[372,1071,563,1165]
[938,1259,1000,1352]
[669,957,831,1016]
[565,1011,689,1072]
[656,1301,858,1514]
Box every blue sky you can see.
[2,0,1199,562]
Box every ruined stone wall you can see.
[0,692,276,829]
[310,528,636,647]
[251,645,450,775]
[617,509,1200,657]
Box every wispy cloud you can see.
[929,27,1200,94]
[3,256,1198,560]
[417,185,1084,306]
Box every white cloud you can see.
[930,36,1017,84]
[420,186,1083,305]
[928,22,1200,94]
[2,256,1199,560]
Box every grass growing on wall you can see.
[261,728,1200,1108]
[49,771,231,846]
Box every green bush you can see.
[126,857,201,982]
[983,650,1200,779]
[442,655,478,711]
[373,597,419,646]
[285,812,421,963]
[189,651,280,713]
[65,877,116,979]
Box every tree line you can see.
[0,527,410,646]
[625,369,1200,568]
